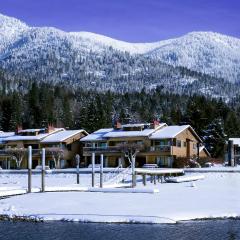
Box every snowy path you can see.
[0,172,240,223]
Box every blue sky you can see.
[0,0,239,42]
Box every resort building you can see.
[81,122,210,167]
[0,126,88,169]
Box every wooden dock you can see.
[135,168,184,185]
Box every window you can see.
[183,142,186,147]
[176,140,181,147]
[66,144,72,151]
[99,142,107,148]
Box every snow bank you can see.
[165,175,205,183]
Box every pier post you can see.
[132,156,136,187]
[28,146,32,193]
[41,148,45,192]
[161,175,164,183]
[100,154,104,188]
[143,174,146,186]
[76,154,80,184]
[154,175,156,185]
[150,175,153,183]
[228,140,235,167]
[92,152,95,187]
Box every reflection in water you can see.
[0,220,239,240]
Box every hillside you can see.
[0,13,240,99]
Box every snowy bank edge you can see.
[1,214,240,224]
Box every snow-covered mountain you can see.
[0,13,240,96]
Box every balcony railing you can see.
[83,146,121,153]
[83,145,171,153]
[149,146,171,152]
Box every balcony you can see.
[149,145,171,152]
[83,146,121,153]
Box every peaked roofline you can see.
[41,129,88,143]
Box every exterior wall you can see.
[199,150,209,158]
[171,129,199,158]
[1,132,87,169]
[82,127,202,168]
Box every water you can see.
[0,220,239,240]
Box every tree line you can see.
[1,83,240,158]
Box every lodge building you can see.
[0,126,88,169]
[0,122,210,169]
[80,122,210,167]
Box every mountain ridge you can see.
[0,13,240,99]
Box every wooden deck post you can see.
[161,175,164,183]
[41,148,46,192]
[28,146,32,193]
[91,152,95,187]
[76,154,80,184]
[100,154,104,188]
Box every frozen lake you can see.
[0,220,239,240]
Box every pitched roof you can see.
[0,132,15,144]
[4,128,64,142]
[149,125,202,142]
[80,128,113,142]
[41,130,87,143]
[199,146,211,157]
[80,123,167,141]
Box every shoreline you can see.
[0,214,240,224]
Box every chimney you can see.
[15,125,22,135]
[47,124,55,133]
[151,119,160,129]
[114,120,122,130]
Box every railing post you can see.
[154,175,156,185]
[41,148,45,192]
[92,152,95,187]
[28,146,32,193]
[100,154,104,188]
[76,154,80,184]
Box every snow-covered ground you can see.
[0,170,240,224]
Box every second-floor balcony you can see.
[149,145,171,152]
[83,146,121,153]
[83,145,172,154]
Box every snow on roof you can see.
[0,132,15,138]
[0,132,15,144]
[41,130,87,143]
[81,124,167,141]
[5,128,64,142]
[229,138,240,146]
[122,123,149,128]
[18,128,44,133]
[80,129,113,142]
[104,129,156,138]
[150,125,192,139]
